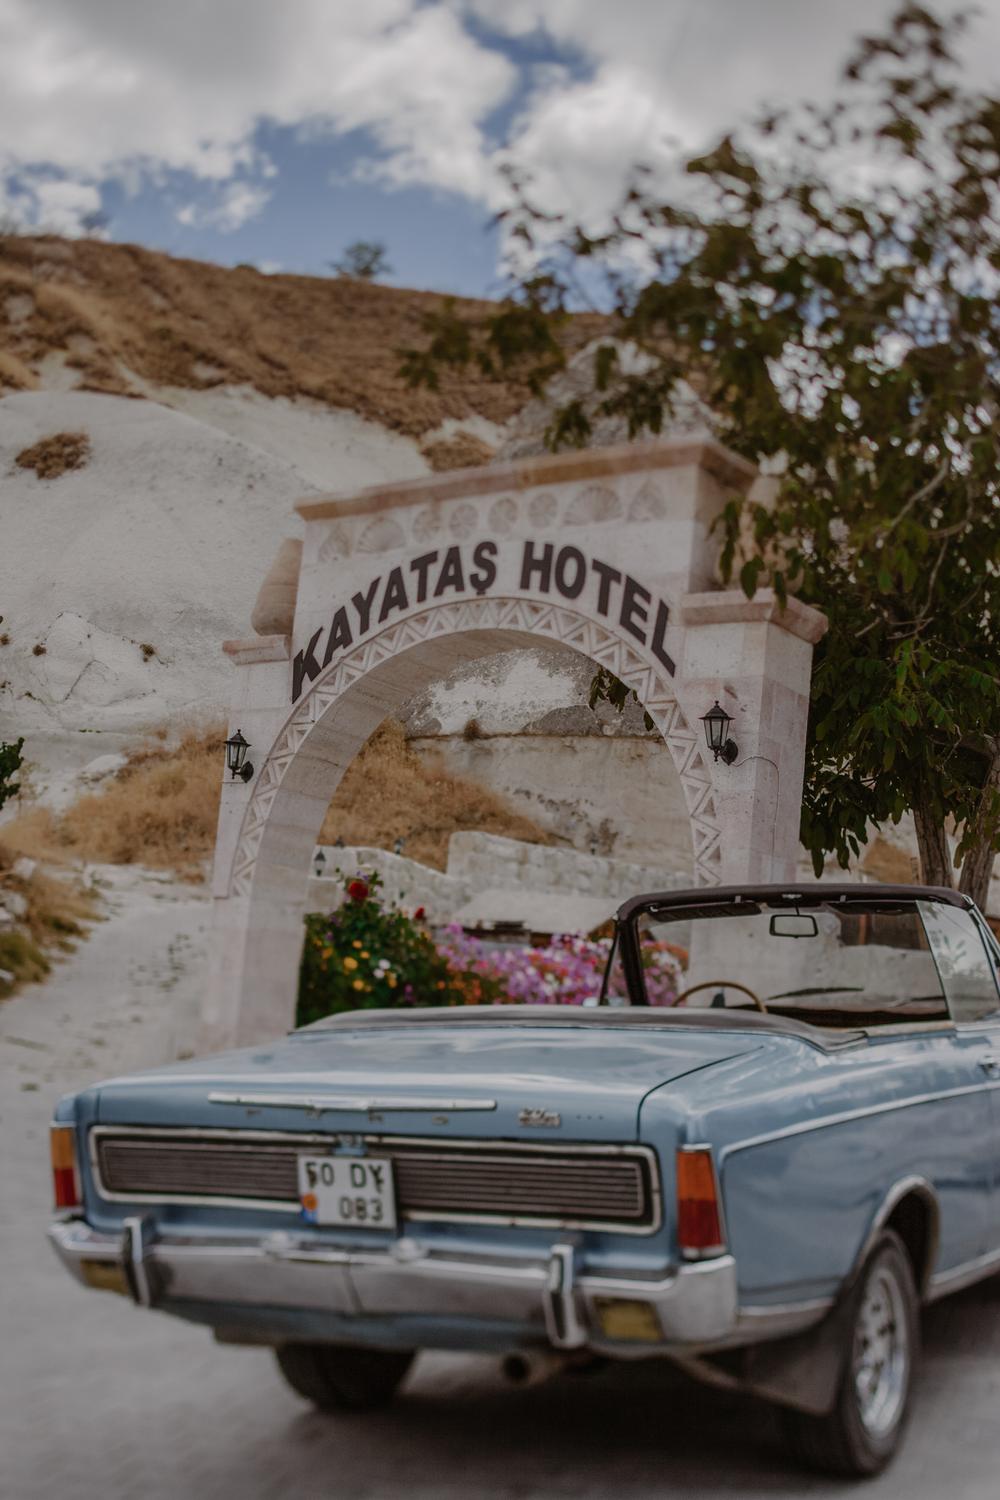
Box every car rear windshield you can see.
[623,897,1000,1029]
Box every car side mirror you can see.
[769,912,818,939]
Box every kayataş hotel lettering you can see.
[291,538,676,701]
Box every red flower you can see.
[347,879,369,903]
[413,906,426,921]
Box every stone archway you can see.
[205,436,826,1048]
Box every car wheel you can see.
[275,1343,416,1412]
[783,1229,919,1478]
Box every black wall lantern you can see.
[224,729,255,783]
[700,701,739,766]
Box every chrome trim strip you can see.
[88,1126,662,1236]
[850,1175,940,1297]
[738,1295,834,1321]
[927,1246,1000,1300]
[208,1092,497,1113]
[718,1082,1000,1163]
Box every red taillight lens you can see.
[676,1147,724,1256]
[50,1124,81,1210]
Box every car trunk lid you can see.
[95,1018,763,1141]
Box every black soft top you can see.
[617,881,968,922]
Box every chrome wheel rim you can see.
[852,1265,909,1438]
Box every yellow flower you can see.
[387,974,397,988]
[352,940,363,949]
[321,946,332,959]
[343,956,358,971]
[352,978,365,991]
[360,950,370,959]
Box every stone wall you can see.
[401,644,692,866]
[307,831,691,926]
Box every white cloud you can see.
[0,174,104,235]
[3,0,1000,260]
[475,0,1000,231]
[177,181,272,233]
[0,0,514,218]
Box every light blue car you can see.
[48,882,1000,1478]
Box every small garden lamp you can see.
[314,848,327,879]
[700,701,739,766]
[224,729,254,783]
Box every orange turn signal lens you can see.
[676,1147,724,1257]
[50,1124,82,1210]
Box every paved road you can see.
[4,874,1000,1499]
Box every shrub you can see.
[297,871,461,1025]
[15,431,90,479]
[0,737,23,812]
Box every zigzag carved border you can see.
[227,597,721,897]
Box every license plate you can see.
[297,1154,396,1229]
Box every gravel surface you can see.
[3,874,1000,1499]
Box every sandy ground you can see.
[3,880,1000,1497]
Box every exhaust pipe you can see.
[500,1350,588,1387]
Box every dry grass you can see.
[0,236,602,435]
[0,725,228,880]
[0,840,99,998]
[862,835,919,885]
[0,719,552,884]
[420,432,496,471]
[320,721,554,870]
[15,430,90,479]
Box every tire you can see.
[783,1230,919,1478]
[275,1343,416,1412]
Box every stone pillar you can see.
[677,589,828,883]
[202,634,296,1052]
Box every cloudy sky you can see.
[1,1,998,295]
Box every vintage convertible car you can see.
[48,883,1000,1477]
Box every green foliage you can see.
[399,277,567,395]
[404,5,1000,902]
[296,870,459,1026]
[588,667,654,732]
[0,737,23,813]
[329,241,392,281]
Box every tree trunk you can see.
[912,798,954,890]
[957,742,1000,913]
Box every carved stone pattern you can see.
[227,597,722,897]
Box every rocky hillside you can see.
[0,237,546,787]
[0,234,527,436]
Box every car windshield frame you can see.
[611,882,1000,1029]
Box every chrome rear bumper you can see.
[48,1217,739,1352]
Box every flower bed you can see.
[296,870,686,1025]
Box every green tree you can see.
[401,5,1000,907]
[0,737,23,813]
[330,240,393,281]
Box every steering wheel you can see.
[674,980,767,1014]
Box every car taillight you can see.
[50,1124,82,1210]
[676,1146,725,1258]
